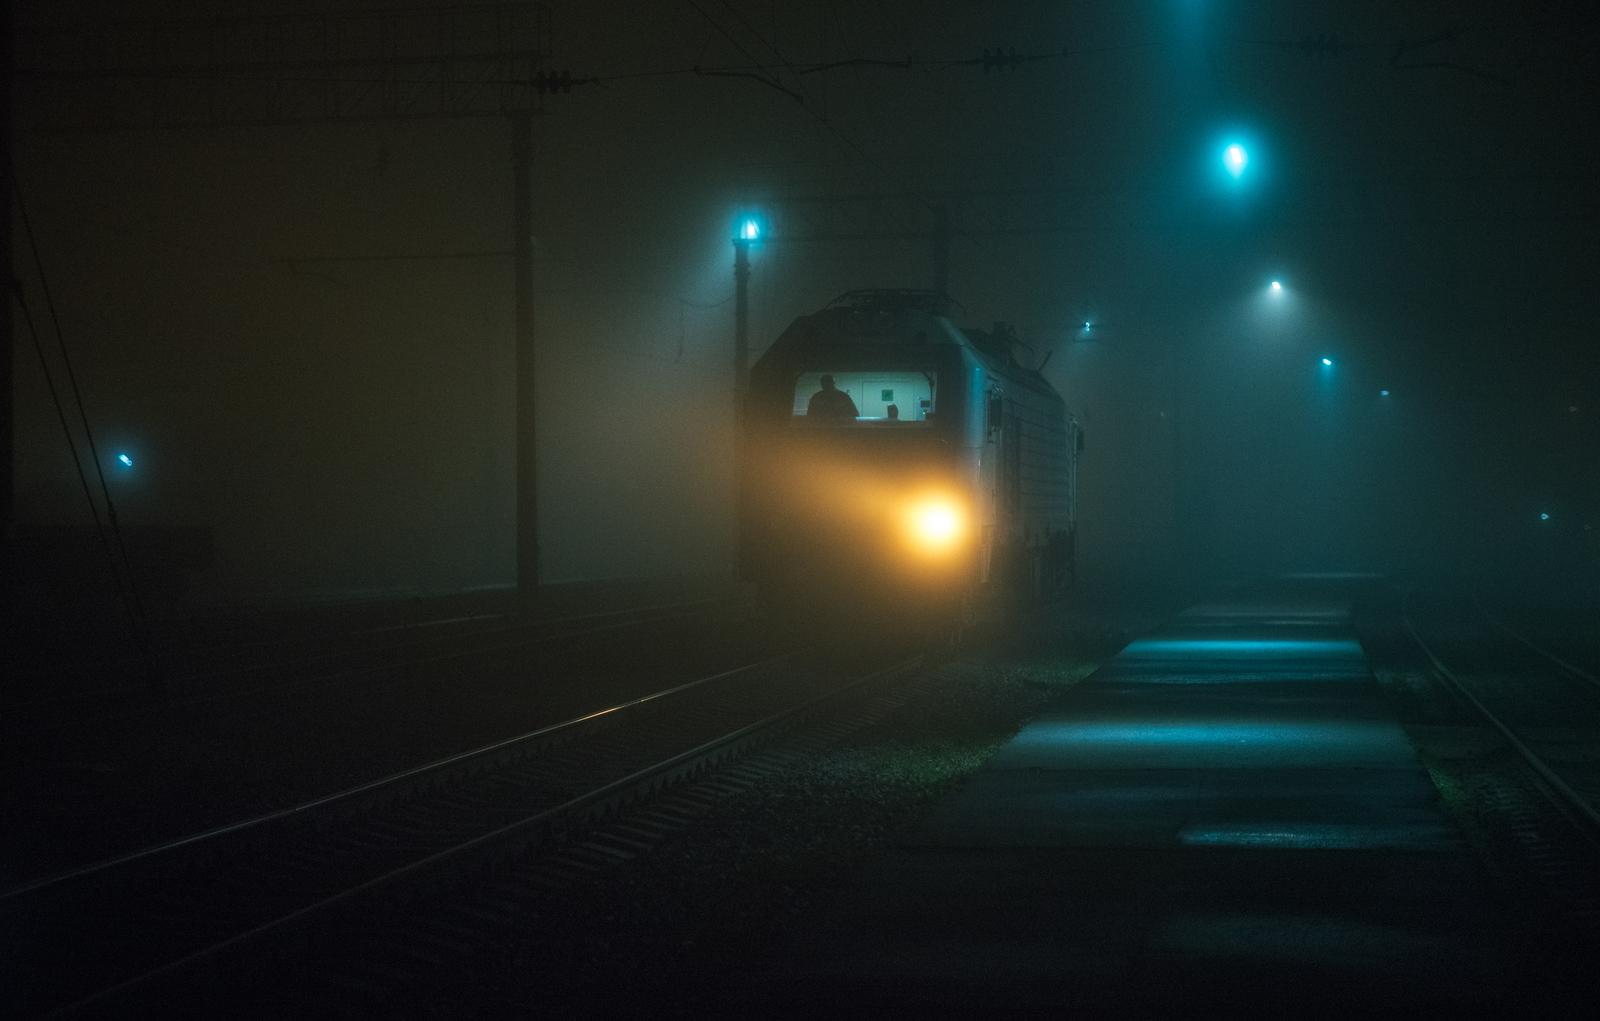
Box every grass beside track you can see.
[406,610,1143,1018]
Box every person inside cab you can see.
[806,373,859,420]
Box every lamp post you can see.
[733,219,760,413]
[1224,143,1249,178]
[732,219,759,581]
[514,111,538,601]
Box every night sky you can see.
[10,0,1598,600]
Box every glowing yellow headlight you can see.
[906,497,964,553]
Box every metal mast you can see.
[13,3,553,598]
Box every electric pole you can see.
[13,4,554,601]
[733,237,751,421]
[512,110,539,598]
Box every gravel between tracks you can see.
[400,609,1148,1019]
[1,607,778,889]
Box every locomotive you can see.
[738,290,1081,625]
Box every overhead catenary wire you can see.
[680,292,735,361]
[10,283,122,610]
[710,0,819,103]
[681,0,806,102]
[11,172,164,696]
[678,0,928,223]
[15,18,1542,99]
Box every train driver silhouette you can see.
[806,374,860,419]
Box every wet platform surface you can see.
[719,586,1575,1016]
[916,597,1460,852]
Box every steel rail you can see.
[1470,596,1600,692]
[5,609,514,691]
[189,595,730,679]
[2,595,735,716]
[157,599,738,712]
[0,654,788,902]
[1401,592,1600,837]
[37,654,923,1020]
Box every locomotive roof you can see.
[778,297,1066,403]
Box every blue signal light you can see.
[1380,390,1389,396]
[1541,513,1550,521]
[117,453,133,467]
[739,219,760,241]
[1321,358,1332,366]
[1224,143,1248,178]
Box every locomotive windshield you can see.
[791,369,937,426]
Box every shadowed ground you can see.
[705,582,1579,1017]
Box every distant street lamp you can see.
[733,220,762,413]
[730,217,763,580]
[1224,143,1249,178]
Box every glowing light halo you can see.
[1223,143,1249,178]
[905,495,964,554]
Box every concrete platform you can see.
[919,592,1461,854]
[713,587,1576,1016]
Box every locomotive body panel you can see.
[740,292,1079,617]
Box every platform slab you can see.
[707,586,1571,1016]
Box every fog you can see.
[9,0,1596,605]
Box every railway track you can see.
[4,594,742,722]
[1397,590,1600,946]
[3,650,927,1019]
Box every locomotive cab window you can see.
[792,370,936,425]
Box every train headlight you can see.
[906,496,965,554]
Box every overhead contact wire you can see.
[12,173,163,694]
[9,283,122,621]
